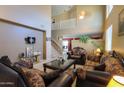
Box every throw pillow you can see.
[21,68,45,87]
[105,57,124,76]
[100,54,110,64]
[14,60,33,69]
[76,68,86,80]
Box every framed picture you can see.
[119,8,124,36]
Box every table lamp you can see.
[107,75,124,87]
[96,48,101,53]
[96,48,101,56]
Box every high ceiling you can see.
[52,5,73,16]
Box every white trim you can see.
[106,5,113,18]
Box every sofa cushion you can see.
[20,68,45,87]
[72,49,80,55]
[71,47,86,56]
[85,60,99,66]
[87,54,101,62]
[71,55,81,58]
[82,65,95,71]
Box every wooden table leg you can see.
[74,64,76,69]
[44,66,46,72]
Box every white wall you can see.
[52,5,105,48]
[0,21,43,62]
[105,25,112,51]
[105,5,124,55]
[0,5,51,31]
[76,5,105,33]
[0,5,51,61]
[72,39,104,52]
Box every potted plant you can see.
[78,34,104,52]
[79,35,90,43]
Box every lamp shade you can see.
[107,75,124,87]
[79,11,85,19]
[96,48,101,53]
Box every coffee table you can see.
[43,59,75,72]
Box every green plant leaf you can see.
[78,34,104,51]
[79,35,90,43]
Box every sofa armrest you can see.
[86,70,111,85]
[94,63,106,71]
[67,51,72,59]
[76,68,111,86]
[48,70,76,87]
[42,70,60,86]
[0,63,26,87]
[67,51,73,55]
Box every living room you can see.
[0,3,124,89]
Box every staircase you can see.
[51,39,62,59]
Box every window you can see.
[106,5,113,18]
[105,25,112,51]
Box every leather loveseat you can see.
[67,47,86,66]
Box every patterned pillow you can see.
[76,68,86,80]
[100,54,110,64]
[87,54,101,62]
[73,49,80,55]
[14,60,33,69]
[105,57,124,77]
[21,68,45,87]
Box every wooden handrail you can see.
[51,39,62,54]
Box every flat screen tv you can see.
[25,37,36,44]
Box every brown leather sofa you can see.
[67,47,86,65]
[0,56,76,87]
[0,61,112,87]
[2,54,119,87]
[94,51,124,75]
[75,51,124,87]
